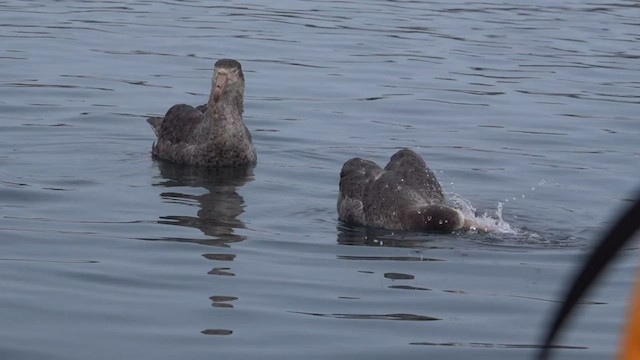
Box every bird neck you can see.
[206,92,244,122]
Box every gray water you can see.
[1,1,639,359]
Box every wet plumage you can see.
[338,149,466,232]
[147,59,256,167]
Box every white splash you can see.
[450,193,517,234]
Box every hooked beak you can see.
[212,73,228,104]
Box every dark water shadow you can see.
[410,341,587,350]
[149,160,254,248]
[336,223,456,250]
[337,221,584,251]
[290,311,440,321]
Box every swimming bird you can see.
[147,59,256,167]
[338,149,478,233]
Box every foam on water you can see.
[449,192,518,235]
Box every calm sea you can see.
[1,1,639,359]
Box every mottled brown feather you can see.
[338,149,464,233]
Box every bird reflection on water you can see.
[151,160,254,247]
[151,160,253,335]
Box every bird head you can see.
[210,59,245,105]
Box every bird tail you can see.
[146,117,163,137]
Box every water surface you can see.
[1,1,639,359]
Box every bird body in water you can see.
[338,149,479,233]
[147,59,256,167]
